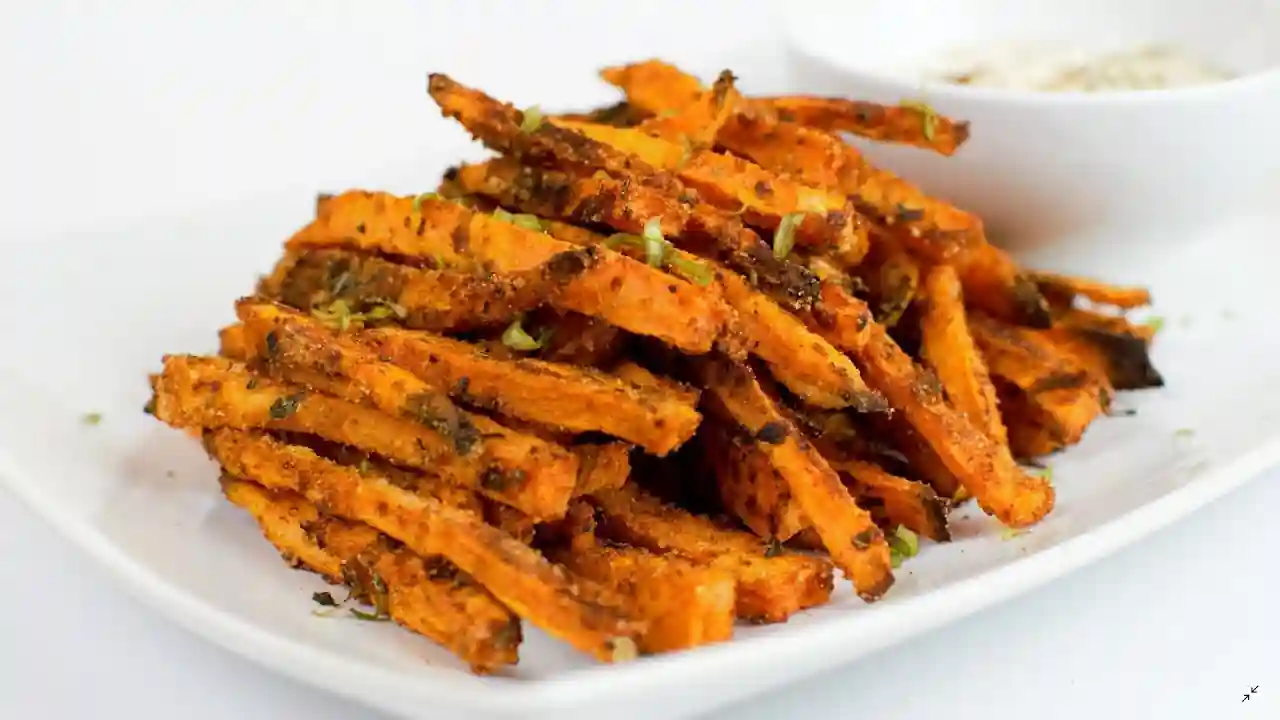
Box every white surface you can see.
[1,2,1277,718]
[785,0,1280,251]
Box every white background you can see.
[1,2,1275,718]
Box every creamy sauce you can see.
[926,44,1232,92]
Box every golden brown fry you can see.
[968,312,1109,449]
[259,248,566,333]
[206,429,642,661]
[288,191,725,353]
[152,355,577,520]
[697,357,894,600]
[856,235,921,327]
[295,437,486,514]
[591,483,833,622]
[550,118,867,261]
[218,323,252,360]
[600,59,705,116]
[995,381,1065,459]
[610,362,700,406]
[918,264,1009,447]
[1053,306,1158,344]
[547,504,735,653]
[359,323,700,455]
[1039,323,1164,391]
[538,312,627,367]
[849,322,1055,527]
[636,69,741,148]
[956,243,1053,328]
[450,158,821,312]
[700,419,808,542]
[221,478,520,673]
[573,442,633,497]
[1030,271,1152,310]
[759,96,970,156]
[823,458,950,543]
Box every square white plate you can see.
[3,56,1279,720]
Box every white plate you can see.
[4,96,1280,720]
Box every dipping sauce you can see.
[926,44,1233,92]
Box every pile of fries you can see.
[146,60,1163,673]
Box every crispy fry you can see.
[206,429,642,661]
[636,69,741,148]
[152,355,577,520]
[546,504,736,653]
[538,312,627,367]
[450,157,821,312]
[591,483,833,622]
[600,59,705,116]
[552,119,868,262]
[956,243,1053,328]
[1053,306,1158,344]
[918,264,1009,447]
[574,442,633,497]
[221,478,519,673]
[289,192,726,353]
[259,248,562,333]
[295,436,486,514]
[968,312,1109,448]
[823,458,950,543]
[849,322,1055,526]
[1030,271,1152,310]
[856,235,921,327]
[759,96,970,156]
[700,419,808,542]
[697,357,894,600]
[1039,324,1164,391]
[995,381,1065,459]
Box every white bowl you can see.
[782,0,1280,255]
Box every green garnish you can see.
[502,317,545,352]
[493,207,545,232]
[411,192,439,213]
[1000,527,1026,541]
[642,217,667,267]
[311,299,406,331]
[1145,316,1165,334]
[887,524,919,568]
[312,591,338,607]
[763,537,785,558]
[1175,428,1195,439]
[605,222,713,286]
[667,254,714,286]
[899,99,938,142]
[519,105,544,133]
[773,212,805,260]
[269,393,304,420]
[348,607,390,622]
[82,412,103,426]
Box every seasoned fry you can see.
[850,322,1055,526]
[552,118,869,262]
[289,191,726,353]
[697,357,894,600]
[538,312,627,367]
[591,483,833,622]
[856,234,921,327]
[221,478,520,673]
[359,323,700,455]
[995,381,1065,459]
[152,355,577,520]
[547,504,736,653]
[956,243,1053,328]
[1039,324,1163,391]
[259,248,565,333]
[759,96,970,156]
[968,312,1109,448]
[918,264,1009,447]
[636,69,741,148]
[1053,306,1159,344]
[573,442,634,497]
[822,458,950,542]
[207,429,642,661]
[701,419,809,542]
[600,59,705,116]
[1030,270,1152,310]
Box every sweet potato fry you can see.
[1030,271,1152,310]
[918,264,1009,447]
[288,191,725,353]
[1039,323,1164,391]
[995,381,1065,459]
[537,312,627,367]
[574,442,633,497]
[1053,306,1159,344]
[221,478,520,673]
[697,357,894,600]
[822,458,950,542]
[259,248,567,333]
[856,234,921,327]
[152,355,577,520]
[551,119,868,262]
[956,243,1053,328]
[600,59,705,116]
[449,158,821,312]
[636,69,741,148]
[759,96,970,156]
[700,419,808,542]
[968,312,1109,448]
[591,483,833,622]
[206,429,642,661]
[294,436,486,514]
[849,322,1055,527]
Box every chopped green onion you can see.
[502,317,545,352]
[492,207,544,232]
[411,192,439,213]
[887,524,919,568]
[642,217,666,267]
[348,607,390,622]
[1175,428,1195,439]
[1000,527,1026,541]
[773,212,804,260]
[668,255,714,286]
[604,233,644,251]
[312,299,353,331]
[899,99,938,142]
[82,412,103,426]
[1145,316,1165,334]
[519,105,544,133]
